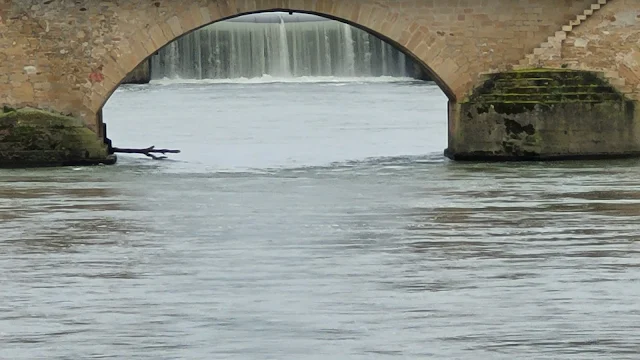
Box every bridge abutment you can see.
[0,107,115,167]
[445,69,640,161]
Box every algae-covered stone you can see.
[0,107,116,167]
[446,69,640,161]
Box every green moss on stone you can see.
[463,69,626,109]
[0,107,114,167]
[0,107,85,128]
[451,69,638,160]
[508,68,573,73]
[491,102,538,115]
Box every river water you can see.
[2,78,640,359]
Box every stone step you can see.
[482,82,619,93]
[518,0,610,69]
[494,73,612,82]
[487,85,617,95]
[494,71,590,78]
[487,82,615,88]
[492,69,602,80]
[478,100,620,107]
[490,74,616,89]
[478,93,623,102]
[555,31,567,40]
[547,36,562,45]
[569,19,582,27]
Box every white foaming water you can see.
[150,75,417,85]
[103,78,447,173]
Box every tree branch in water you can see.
[112,146,181,160]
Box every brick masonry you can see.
[0,0,601,131]
[537,0,640,98]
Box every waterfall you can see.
[150,16,412,80]
[277,18,291,77]
[342,24,356,76]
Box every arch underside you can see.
[94,2,472,116]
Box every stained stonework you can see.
[528,1,640,100]
[0,0,595,130]
[0,107,114,167]
[447,70,640,160]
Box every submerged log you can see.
[112,146,180,160]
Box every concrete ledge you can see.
[0,107,116,168]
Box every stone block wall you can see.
[0,0,597,129]
[448,69,640,160]
[528,1,640,100]
[562,1,640,98]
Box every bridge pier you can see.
[446,69,640,161]
[0,107,115,167]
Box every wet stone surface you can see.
[0,108,113,167]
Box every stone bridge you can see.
[1,0,640,166]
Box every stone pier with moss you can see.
[445,69,640,161]
[0,107,115,168]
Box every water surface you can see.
[1,79,640,359]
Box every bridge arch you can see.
[92,1,473,120]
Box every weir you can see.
[149,13,415,80]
